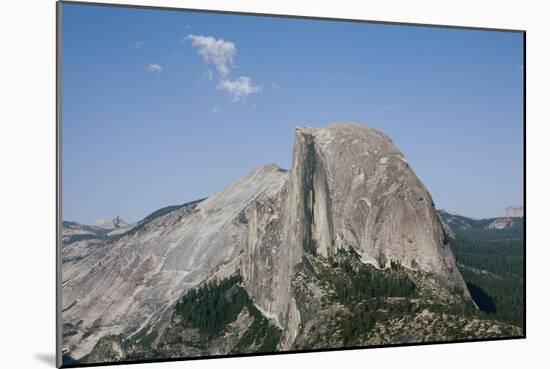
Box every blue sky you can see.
[61,3,524,224]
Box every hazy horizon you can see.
[62,154,523,225]
[61,4,524,224]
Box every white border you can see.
[1,1,548,369]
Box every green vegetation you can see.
[231,305,281,353]
[302,243,517,347]
[174,274,281,352]
[451,234,523,277]
[318,249,418,345]
[449,226,524,328]
[339,303,376,345]
[175,275,249,339]
[139,329,159,347]
[328,249,417,305]
[339,298,416,345]
[316,248,510,345]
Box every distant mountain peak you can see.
[438,209,478,220]
[502,206,523,218]
[438,208,524,232]
[439,209,460,216]
[94,216,127,229]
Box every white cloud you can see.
[146,64,162,73]
[186,34,262,102]
[133,41,143,49]
[186,34,235,78]
[217,76,262,102]
[270,82,279,89]
[211,106,220,113]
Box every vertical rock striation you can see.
[241,123,470,349]
[291,124,467,291]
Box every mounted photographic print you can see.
[57,1,526,367]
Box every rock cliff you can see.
[502,206,524,218]
[62,122,472,361]
[288,124,468,292]
[240,123,471,350]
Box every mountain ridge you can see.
[438,209,524,233]
[61,122,521,364]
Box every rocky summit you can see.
[502,206,524,218]
[61,123,522,364]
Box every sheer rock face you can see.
[288,123,468,293]
[240,180,302,350]
[293,123,467,295]
[241,123,469,351]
